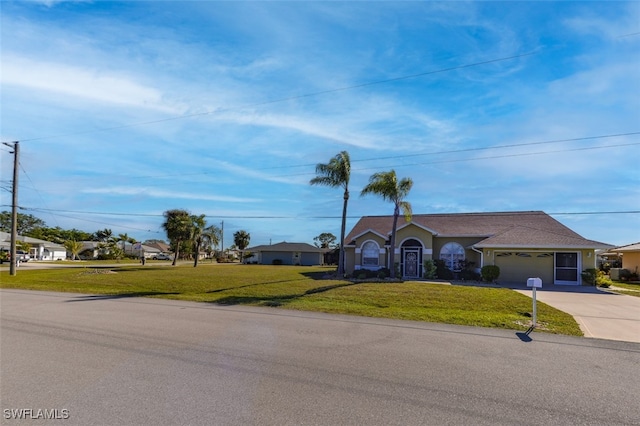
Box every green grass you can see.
[0,263,582,335]
[608,281,640,297]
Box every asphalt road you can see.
[1,289,639,425]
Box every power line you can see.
[14,131,639,185]
[12,206,639,220]
[279,141,640,177]
[12,50,538,144]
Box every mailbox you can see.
[527,277,542,288]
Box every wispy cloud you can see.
[2,55,183,114]
[83,187,260,203]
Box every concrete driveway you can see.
[514,286,640,343]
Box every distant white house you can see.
[0,231,67,261]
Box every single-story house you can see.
[344,211,613,286]
[0,231,67,261]
[609,242,640,274]
[144,241,171,254]
[245,242,324,265]
[124,242,162,259]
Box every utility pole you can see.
[3,141,19,276]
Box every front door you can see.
[404,249,420,278]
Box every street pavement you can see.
[513,286,640,343]
[1,289,639,425]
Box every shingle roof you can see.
[610,242,640,252]
[247,241,322,252]
[0,231,65,249]
[345,211,612,249]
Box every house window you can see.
[362,241,379,268]
[440,242,465,271]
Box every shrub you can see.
[272,259,283,265]
[580,267,609,287]
[619,269,632,281]
[423,259,437,279]
[434,259,453,280]
[460,269,480,281]
[481,265,500,283]
[581,268,598,285]
[378,267,391,278]
[357,272,367,280]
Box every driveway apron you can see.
[514,286,640,343]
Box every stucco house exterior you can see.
[344,211,612,286]
[0,231,67,260]
[609,242,640,274]
[245,242,324,265]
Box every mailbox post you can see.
[527,278,542,327]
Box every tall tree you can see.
[360,170,413,279]
[314,232,337,249]
[202,224,222,260]
[93,228,113,242]
[0,211,46,234]
[190,214,207,268]
[233,230,250,262]
[162,209,192,266]
[310,151,350,275]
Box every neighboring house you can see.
[124,242,161,259]
[0,231,67,261]
[344,211,612,286]
[79,241,102,259]
[609,242,640,274]
[245,242,324,265]
[144,241,171,254]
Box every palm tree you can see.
[202,224,222,260]
[63,240,83,260]
[233,230,250,263]
[118,233,131,254]
[162,209,192,266]
[360,170,413,279]
[310,151,351,275]
[190,214,207,268]
[94,228,113,242]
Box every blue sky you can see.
[1,1,639,248]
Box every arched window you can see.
[362,241,379,268]
[440,242,465,271]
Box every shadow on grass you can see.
[212,282,360,306]
[106,266,176,273]
[206,279,302,294]
[66,292,180,302]
[299,270,337,280]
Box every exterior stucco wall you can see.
[433,237,485,269]
[396,226,434,250]
[621,251,640,273]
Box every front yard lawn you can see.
[0,264,582,336]
[608,281,640,297]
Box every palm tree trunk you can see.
[338,189,349,275]
[172,241,180,266]
[193,242,200,267]
[389,205,400,278]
